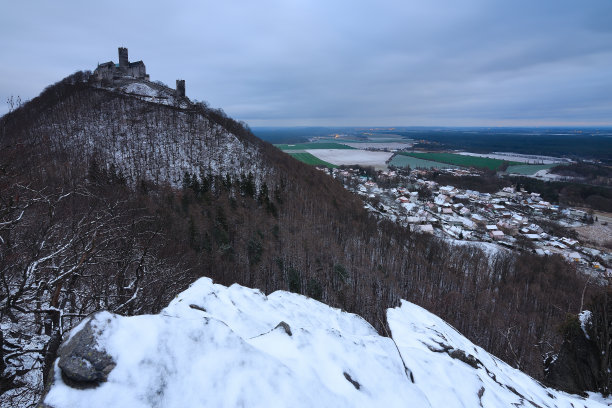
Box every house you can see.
[486,225,498,231]
[490,230,505,240]
[461,218,476,230]
[525,234,540,241]
[418,224,434,233]
[512,214,528,225]
[561,237,579,247]
[497,221,518,236]
[526,224,542,234]
[567,252,583,262]
[434,194,450,206]
[439,186,457,196]
[401,203,417,213]
[406,216,426,224]
[550,241,568,249]
[471,214,487,225]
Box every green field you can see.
[389,155,458,169]
[289,153,337,168]
[403,152,521,171]
[506,163,562,175]
[275,142,355,150]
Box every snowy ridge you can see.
[44,278,607,407]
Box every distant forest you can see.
[253,127,612,162]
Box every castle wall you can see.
[127,64,146,79]
[94,63,116,81]
[176,80,186,98]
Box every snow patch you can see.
[123,83,158,97]
[579,310,592,339]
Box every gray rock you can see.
[449,348,481,369]
[544,329,600,395]
[274,321,292,336]
[57,312,116,388]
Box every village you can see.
[322,165,611,278]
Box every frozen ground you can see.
[458,152,568,164]
[123,82,158,97]
[341,142,413,150]
[44,278,609,408]
[307,149,393,170]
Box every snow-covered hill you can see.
[23,80,267,187]
[42,278,608,408]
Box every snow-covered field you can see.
[458,152,568,164]
[307,149,393,169]
[341,142,413,150]
[43,278,609,408]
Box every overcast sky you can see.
[1,0,611,126]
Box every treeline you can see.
[429,170,511,193]
[392,129,612,162]
[514,177,612,212]
[0,76,605,405]
[550,162,612,187]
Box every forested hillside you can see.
[0,73,606,405]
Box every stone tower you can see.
[176,80,186,98]
[118,47,129,69]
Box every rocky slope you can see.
[41,278,608,408]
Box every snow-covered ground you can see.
[122,82,158,97]
[119,81,191,109]
[307,149,393,169]
[43,278,609,408]
[341,142,413,150]
[458,152,568,164]
[448,238,508,257]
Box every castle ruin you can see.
[93,47,149,82]
[92,48,187,99]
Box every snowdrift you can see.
[43,278,607,407]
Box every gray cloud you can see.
[1,0,611,126]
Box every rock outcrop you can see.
[544,322,601,395]
[40,278,610,408]
[56,312,116,388]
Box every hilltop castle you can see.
[93,47,149,82]
[92,48,186,99]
